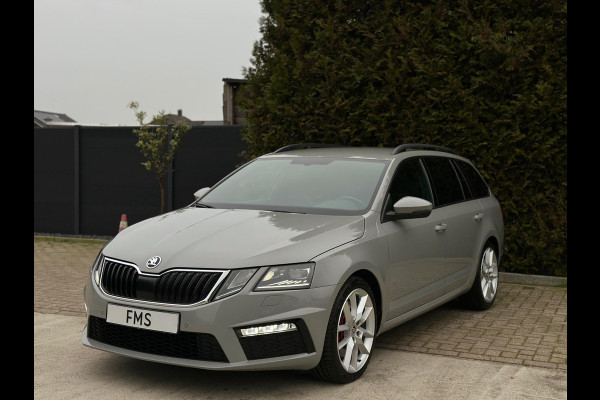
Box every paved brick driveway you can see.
[33,237,566,371]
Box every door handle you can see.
[435,223,447,232]
[474,213,484,222]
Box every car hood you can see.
[103,207,365,273]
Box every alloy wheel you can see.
[480,247,498,302]
[336,288,376,373]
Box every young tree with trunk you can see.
[128,101,190,214]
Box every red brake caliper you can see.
[338,313,345,342]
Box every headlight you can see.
[90,251,104,286]
[254,263,315,291]
[213,268,258,300]
[90,240,111,286]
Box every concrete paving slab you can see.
[34,313,566,400]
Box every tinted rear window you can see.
[452,160,473,200]
[456,160,489,198]
[423,157,464,206]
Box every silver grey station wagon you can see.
[83,143,504,383]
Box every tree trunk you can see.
[158,175,165,214]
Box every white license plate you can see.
[106,304,179,334]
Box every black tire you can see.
[460,241,499,310]
[311,277,378,384]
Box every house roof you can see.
[153,114,193,125]
[34,110,77,127]
[151,111,217,127]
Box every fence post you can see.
[73,125,80,234]
[167,125,173,212]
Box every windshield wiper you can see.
[194,202,214,208]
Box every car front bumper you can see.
[82,277,340,371]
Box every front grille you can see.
[238,320,315,360]
[100,258,223,305]
[102,260,138,298]
[87,316,228,362]
[155,271,221,304]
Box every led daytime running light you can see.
[240,322,297,337]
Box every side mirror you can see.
[383,196,432,222]
[194,187,211,199]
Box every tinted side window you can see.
[456,160,490,198]
[423,157,464,206]
[385,158,432,212]
[452,160,473,200]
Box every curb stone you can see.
[500,272,566,287]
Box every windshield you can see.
[199,157,389,215]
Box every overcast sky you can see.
[34,0,264,125]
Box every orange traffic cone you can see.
[119,214,128,232]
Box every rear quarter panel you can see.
[478,193,505,262]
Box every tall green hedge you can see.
[240,0,567,276]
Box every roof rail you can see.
[392,143,457,155]
[272,143,346,153]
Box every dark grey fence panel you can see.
[173,126,247,208]
[34,125,245,236]
[79,127,159,235]
[34,128,76,234]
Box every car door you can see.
[380,157,447,320]
[422,157,484,295]
[450,159,493,289]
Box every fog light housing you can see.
[239,322,297,337]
